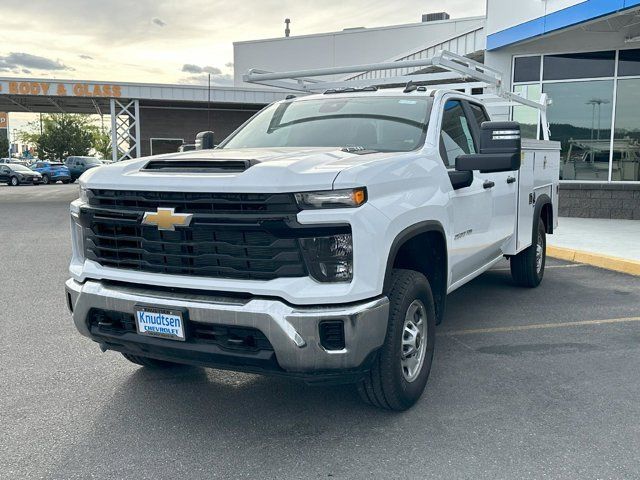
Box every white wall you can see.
[486,0,586,35]
[233,17,485,87]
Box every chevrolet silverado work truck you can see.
[65,52,560,410]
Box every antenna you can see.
[285,18,291,37]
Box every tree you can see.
[89,127,112,160]
[19,114,94,160]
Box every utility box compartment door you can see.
[517,149,535,251]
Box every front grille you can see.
[82,189,308,281]
[87,309,274,352]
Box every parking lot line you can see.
[442,316,640,336]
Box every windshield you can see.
[221,96,431,152]
[11,165,32,172]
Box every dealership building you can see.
[1,0,640,218]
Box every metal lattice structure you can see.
[110,99,141,162]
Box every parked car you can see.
[65,156,104,182]
[0,163,42,186]
[30,161,71,184]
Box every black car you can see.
[0,164,43,186]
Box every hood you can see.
[80,147,402,193]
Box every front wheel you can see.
[510,218,546,287]
[10,176,19,186]
[41,175,50,185]
[357,269,436,411]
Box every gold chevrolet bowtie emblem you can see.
[141,208,193,231]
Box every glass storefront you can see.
[512,50,640,182]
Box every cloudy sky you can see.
[0,0,484,86]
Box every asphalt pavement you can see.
[1,183,639,480]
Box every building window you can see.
[513,56,541,83]
[613,79,640,182]
[543,51,615,81]
[618,49,640,77]
[543,81,614,181]
[512,48,640,183]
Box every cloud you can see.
[181,64,222,75]
[181,73,234,86]
[152,17,166,27]
[225,62,234,69]
[79,54,93,60]
[22,68,32,74]
[0,52,70,71]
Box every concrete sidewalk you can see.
[548,217,640,275]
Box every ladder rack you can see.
[244,50,551,140]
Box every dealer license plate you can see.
[135,307,186,341]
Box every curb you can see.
[547,245,640,276]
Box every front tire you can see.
[121,353,183,369]
[41,175,50,185]
[357,269,436,411]
[10,176,19,186]
[510,218,546,287]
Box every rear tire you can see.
[62,180,70,184]
[121,353,182,369]
[357,269,436,411]
[10,176,19,186]
[510,218,546,288]
[41,175,50,185]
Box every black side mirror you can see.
[195,131,216,150]
[455,121,521,173]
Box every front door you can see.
[439,98,495,286]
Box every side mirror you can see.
[195,131,216,150]
[455,121,521,173]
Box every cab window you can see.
[440,99,476,167]
[468,103,490,128]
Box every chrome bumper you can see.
[65,279,389,373]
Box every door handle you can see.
[483,180,495,189]
[507,176,516,184]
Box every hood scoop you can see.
[142,159,256,173]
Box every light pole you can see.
[586,98,610,141]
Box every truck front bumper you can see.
[65,279,389,383]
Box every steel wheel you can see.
[401,299,428,383]
[535,230,544,274]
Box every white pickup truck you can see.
[65,53,560,410]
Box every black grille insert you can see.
[88,189,300,215]
[87,309,274,352]
[82,189,308,280]
[319,320,345,351]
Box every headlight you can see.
[79,186,89,203]
[300,233,353,282]
[295,188,367,209]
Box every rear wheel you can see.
[357,269,436,411]
[62,179,70,184]
[41,175,50,185]
[510,218,546,288]
[121,353,183,368]
[10,176,19,186]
